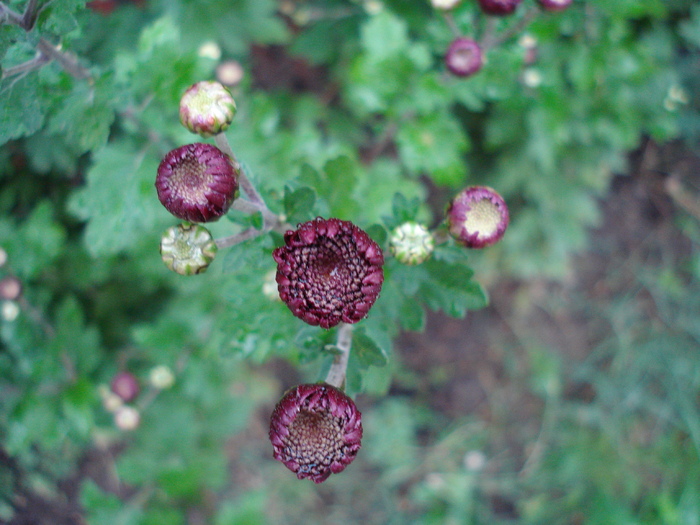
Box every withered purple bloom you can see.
[447,186,509,248]
[269,383,363,483]
[155,143,239,223]
[273,218,384,329]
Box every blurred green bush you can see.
[1,0,699,523]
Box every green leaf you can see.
[68,141,164,256]
[418,255,488,318]
[283,185,316,225]
[0,201,66,279]
[396,111,469,186]
[47,74,116,153]
[0,74,45,146]
[352,328,388,369]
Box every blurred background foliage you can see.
[1,0,700,523]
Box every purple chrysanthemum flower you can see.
[478,0,522,16]
[272,218,384,329]
[155,143,239,223]
[447,186,509,248]
[445,38,484,78]
[537,0,572,11]
[269,383,363,483]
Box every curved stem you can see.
[215,227,261,249]
[483,8,539,50]
[325,323,353,389]
[36,38,91,80]
[214,133,265,206]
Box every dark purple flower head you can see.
[537,0,572,11]
[478,0,522,16]
[155,143,239,223]
[269,383,363,483]
[111,371,140,403]
[447,186,509,248]
[273,218,384,329]
[446,38,484,78]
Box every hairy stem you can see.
[36,38,91,79]
[215,227,263,249]
[325,323,353,389]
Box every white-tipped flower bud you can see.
[160,223,218,276]
[150,365,175,390]
[390,222,435,265]
[114,406,140,431]
[179,81,237,137]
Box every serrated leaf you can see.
[221,235,270,275]
[47,75,115,153]
[283,185,316,225]
[37,0,85,34]
[352,328,388,369]
[0,74,45,145]
[365,223,388,247]
[68,142,163,256]
[0,201,65,279]
[396,111,468,186]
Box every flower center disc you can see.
[286,409,344,472]
[465,198,501,238]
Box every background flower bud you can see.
[110,371,140,402]
[445,38,484,78]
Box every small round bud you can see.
[216,60,245,87]
[1,301,19,322]
[431,0,461,10]
[478,0,522,16]
[180,81,237,137]
[149,365,175,390]
[102,392,124,413]
[269,383,363,483]
[110,371,140,402]
[197,41,222,61]
[160,223,218,276]
[522,68,542,88]
[445,38,484,78]
[537,0,572,11]
[114,406,140,431]
[447,186,509,248]
[156,143,239,223]
[390,222,435,265]
[0,276,22,301]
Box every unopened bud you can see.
[160,223,218,276]
[390,222,435,265]
[114,406,140,431]
[180,81,237,137]
[150,365,175,390]
[0,276,22,301]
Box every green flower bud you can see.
[390,222,435,265]
[160,223,218,275]
[179,81,237,137]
